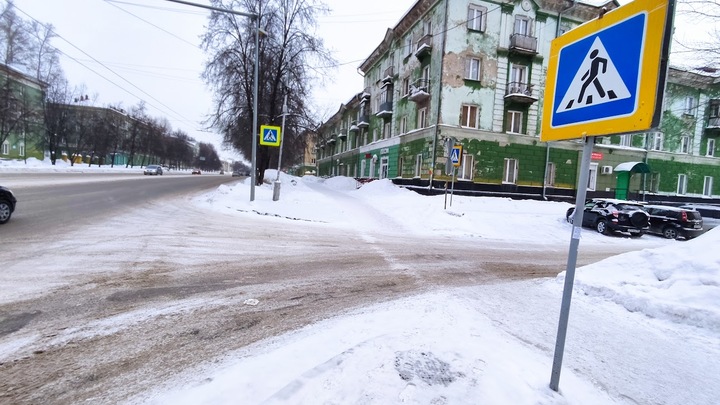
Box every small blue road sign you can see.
[451,145,462,167]
[260,125,281,147]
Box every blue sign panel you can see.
[551,13,646,128]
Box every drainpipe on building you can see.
[543,0,578,200]
[429,0,450,190]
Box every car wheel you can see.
[596,219,609,235]
[0,200,12,224]
[662,226,679,239]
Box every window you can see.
[545,162,556,186]
[372,128,378,143]
[506,110,523,134]
[1,142,8,155]
[360,159,367,177]
[710,101,720,118]
[422,65,430,82]
[461,105,479,128]
[460,153,474,180]
[620,134,632,147]
[703,176,713,197]
[414,154,423,177]
[400,116,407,134]
[418,107,427,128]
[649,172,660,193]
[383,121,391,139]
[19,143,25,157]
[467,4,487,32]
[402,77,410,97]
[708,138,716,157]
[588,163,598,191]
[509,65,528,95]
[465,57,481,81]
[503,158,518,184]
[405,36,413,57]
[677,174,687,195]
[423,20,432,35]
[514,16,532,35]
[649,132,664,151]
[680,136,690,154]
[684,97,696,116]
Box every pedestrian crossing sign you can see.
[260,125,281,147]
[451,145,462,167]
[541,0,675,142]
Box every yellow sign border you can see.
[452,145,463,167]
[259,125,282,147]
[541,0,672,142]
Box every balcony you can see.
[408,79,430,103]
[327,137,336,145]
[504,82,538,104]
[358,114,370,128]
[338,129,347,140]
[414,34,432,60]
[381,66,394,87]
[709,117,720,128]
[376,101,393,119]
[509,33,537,55]
[349,120,359,132]
[360,88,371,102]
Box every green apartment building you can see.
[0,64,46,161]
[316,0,720,202]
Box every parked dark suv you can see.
[643,205,703,240]
[679,204,720,231]
[566,198,649,236]
[0,185,17,224]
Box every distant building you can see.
[316,0,720,202]
[0,64,46,161]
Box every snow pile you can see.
[567,227,720,332]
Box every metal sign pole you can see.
[550,135,594,391]
[273,93,288,201]
[450,166,457,207]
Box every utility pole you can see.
[273,93,288,201]
[164,0,260,201]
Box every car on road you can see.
[0,185,17,224]
[143,165,163,175]
[192,169,201,175]
[642,204,703,240]
[232,170,244,177]
[566,198,649,236]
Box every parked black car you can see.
[566,198,649,236]
[643,205,703,240]
[679,204,720,231]
[0,185,17,224]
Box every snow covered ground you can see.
[2,160,718,404]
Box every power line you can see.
[11,3,201,130]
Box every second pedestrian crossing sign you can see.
[541,0,675,142]
[260,125,281,147]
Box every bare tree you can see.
[674,0,720,69]
[201,0,334,185]
[0,1,30,67]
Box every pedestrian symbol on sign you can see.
[260,125,281,147]
[450,145,462,167]
[556,37,631,113]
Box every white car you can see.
[143,165,163,175]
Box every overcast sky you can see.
[10,0,415,160]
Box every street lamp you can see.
[165,0,260,201]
